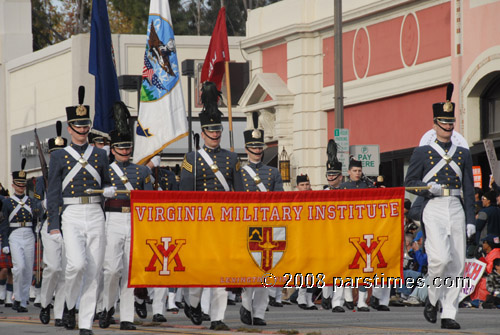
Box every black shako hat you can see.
[199,81,223,131]
[326,139,342,174]
[12,158,27,186]
[433,83,456,124]
[66,86,91,126]
[244,112,264,147]
[348,158,362,169]
[48,121,67,152]
[296,174,309,184]
[110,101,133,148]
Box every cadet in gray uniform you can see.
[47,86,113,335]
[180,81,243,331]
[240,112,284,326]
[0,160,43,313]
[405,83,474,330]
[99,108,152,331]
[38,121,67,327]
[339,159,374,312]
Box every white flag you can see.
[133,0,188,164]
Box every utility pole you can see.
[334,0,344,128]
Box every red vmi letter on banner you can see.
[200,7,230,90]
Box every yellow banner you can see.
[129,188,404,287]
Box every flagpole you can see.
[224,60,234,152]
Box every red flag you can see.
[200,7,230,90]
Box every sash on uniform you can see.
[198,149,230,192]
[62,146,102,191]
[242,165,267,192]
[423,142,462,183]
[110,162,134,191]
[8,195,31,222]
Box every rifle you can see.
[33,129,48,286]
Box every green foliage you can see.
[32,0,64,51]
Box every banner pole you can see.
[224,60,234,152]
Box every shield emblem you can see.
[248,227,287,271]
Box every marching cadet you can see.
[47,86,114,335]
[321,139,343,311]
[144,154,179,322]
[99,104,152,331]
[405,83,474,330]
[295,174,318,310]
[0,189,14,308]
[38,121,68,327]
[0,159,43,312]
[240,112,284,326]
[180,81,244,331]
[339,159,374,312]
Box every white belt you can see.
[10,222,33,228]
[63,196,102,205]
[434,189,461,197]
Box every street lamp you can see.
[279,147,291,183]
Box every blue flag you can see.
[89,0,121,135]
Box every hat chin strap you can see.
[246,147,263,156]
[202,128,221,141]
[69,123,90,136]
[436,122,454,133]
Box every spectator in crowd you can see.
[483,258,500,309]
[470,235,500,304]
[475,191,500,244]
[399,231,428,302]
[475,187,484,214]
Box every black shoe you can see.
[240,306,252,325]
[167,307,179,313]
[344,301,354,310]
[152,313,167,322]
[441,318,460,329]
[369,296,380,309]
[227,299,236,305]
[34,302,41,308]
[99,307,114,329]
[120,321,137,330]
[423,298,438,324]
[202,312,210,321]
[357,306,370,312]
[175,301,184,309]
[64,306,76,330]
[17,306,28,313]
[79,329,94,335]
[377,305,390,311]
[210,320,230,330]
[321,297,332,310]
[0,299,4,304]
[332,306,345,313]
[189,304,203,325]
[306,305,318,310]
[39,305,51,324]
[269,298,283,307]
[298,303,308,310]
[54,319,64,327]
[12,300,19,311]
[134,301,147,319]
[29,297,35,302]
[4,302,12,307]
[252,318,266,326]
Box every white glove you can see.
[42,198,47,211]
[2,246,10,255]
[466,224,476,238]
[151,155,161,167]
[427,182,442,195]
[103,186,117,198]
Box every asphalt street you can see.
[0,300,498,335]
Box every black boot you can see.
[63,305,76,330]
[39,305,51,324]
[134,301,147,319]
[240,306,252,325]
[189,304,203,325]
[423,298,438,324]
[120,321,137,330]
[99,307,114,328]
[441,318,460,329]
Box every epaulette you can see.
[182,157,193,173]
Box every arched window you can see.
[481,74,500,139]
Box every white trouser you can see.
[9,227,35,307]
[152,287,167,316]
[62,203,105,330]
[241,287,269,319]
[357,289,368,308]
[297,288,314,307]
[322,286,333,300]
[372,286,391,306]
[167,290,177,309]
[422,197,465,320]
[40,219,66,318]
[102,212,134,322]
[175,288,184,303]
[332,286,346,307]
[201,288,210,314]
[188,287,227,322]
